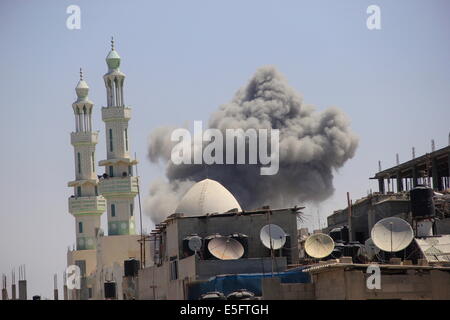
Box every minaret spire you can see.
[79,67,83,81]
[111,36,115,50]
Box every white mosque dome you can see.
[175,179,242,217]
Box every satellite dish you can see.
[304,233,335,259]
[371,217,414,252]
[260,224,287,250]
[364,238,380,260]
[207,237,244,260]
[188,235,202,252]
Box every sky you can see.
[0,0,449,299]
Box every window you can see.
[77,186,82,197]
[77,152,81,174]
[109,166,114,177]
[91,152,95,172]
[125,128,128,151]
[78,222,83,233]
[109,129,113,152]
[94,186,98,196]
[128,165,132,175]
[111,204,116,217]
[130,204,134,217]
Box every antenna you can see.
[371,217,414,252]
[207,237,244,260]
[304,233,335,259]
[260,224,287,250]
[134,152,145,269]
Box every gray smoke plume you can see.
[145,66,358,223]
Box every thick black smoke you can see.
[145,66,358,223]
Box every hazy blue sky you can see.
[0,0,449,298]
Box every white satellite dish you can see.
[188,235,203,252]
[260,224,287,250]
[207,237,244,260]
[371,217,414,252]
[364,238,380,260]
[304,233,335,259]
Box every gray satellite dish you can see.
[371,217,414,252]
[207,237,244,260]
[304,233,335,259]
[364,238,380,260]
[188,235,203,252]
[260,224,287,250]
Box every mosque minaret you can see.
[66,40,145,300]
[68,69,106,250]
[98,38,138,236]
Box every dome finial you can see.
[79,67,83,81]
[106,37,121,70]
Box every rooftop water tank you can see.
[410,185,435,218]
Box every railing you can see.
[98,176,138,195]
[69,196,106,214]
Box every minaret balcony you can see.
[71,131,99,145]
[101,106,131,121]
[68,196,106,215]
[98,176,139,197]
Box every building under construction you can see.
[326,142,450,242]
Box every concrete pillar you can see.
[18,280,27,300]
[54,289,58,300]
[1,288,8,300]
[412,166,418,187]
[63,285,68,300]
[11,284,16,300]
[448,152,450,186]
[432,157,440,190]
[396,171,403,192]
[378,178,385,194]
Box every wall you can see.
[262,277,314,300]
[196,257,287,280]
[176,210,299,264]
[313,267,450,300]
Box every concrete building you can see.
[325,192,411,242]
[372,145,450,194]
[137,179,302,300]
[262,261,450,300]
[326,142,450,241]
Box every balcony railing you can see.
[98,176,138,196]
[68,196,106,215]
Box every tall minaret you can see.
[68,69,106,250]
[98,38,138,236]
